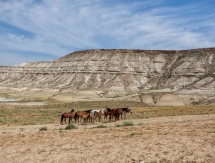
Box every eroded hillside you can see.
[0,48,215,105]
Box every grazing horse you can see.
[60,109,75,125]
[74,111,90,123]
[121,107,133,119]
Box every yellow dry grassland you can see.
[0,101,215,126]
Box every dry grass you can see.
[1,100,215,162]
[0,101,215,126]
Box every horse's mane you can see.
[84,110,92,113]
[121,108,129,111]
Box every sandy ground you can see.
[1,114,215,163]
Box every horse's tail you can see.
[74,112,78,123]
[60,114,64,124]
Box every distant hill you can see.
[0,48,215,105]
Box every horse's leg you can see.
[114,114,117,122]
[60,115,64,125]
[64,117,67,124]
[105,113,109,122]
[75,116,78,123]
[117,114,119,121]
[104,114,107,122]
[84,117,88,124]
[109,115,111,122]
[69,117,73,123]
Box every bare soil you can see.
[1,114,215,163]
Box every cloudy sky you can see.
[0,0,215,66]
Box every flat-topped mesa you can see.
[0,48,215,104]
[57,48,215,61]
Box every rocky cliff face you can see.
[1,48,215,105]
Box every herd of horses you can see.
[60,107,133,125]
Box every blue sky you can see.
[0,0,215,66]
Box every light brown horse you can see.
[94,111,103,122]
[60,109,75,125]
[74,111,90,123]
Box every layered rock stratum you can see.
[1,48,215,105]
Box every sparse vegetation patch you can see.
[123,121,134,126]
[65,123,77,130]
[39,126,47,132]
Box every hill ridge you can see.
[0,48,215,105]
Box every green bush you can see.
[123,121,134,126]
[39,126,47,132]
[115,124,123,127]
[91,125,107,129]
[137,122,143,126]
[65,124,77,130]
[129,132,136,137]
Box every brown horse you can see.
[103,107,111,122]
[116,108,123,120]
[60,109,75,125]
[117,107,132,120]
[74,111,90,123]
[104,108,119,122]
[94,111,103,122]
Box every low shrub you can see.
[137,122,143,126]
[91,125,107,129]
[39,126,47,132]
[65,123,77,130]
[115,124,123,127]
[123,121,134,126]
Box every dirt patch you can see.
[1,114,215,163]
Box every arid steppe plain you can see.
[0,95,215,163]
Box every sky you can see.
[0,0,215,66]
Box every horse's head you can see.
[129,109,133,114]
[125,108,132,114]
[104,107,110,112]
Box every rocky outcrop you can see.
[0,48,215,105]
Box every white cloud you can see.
[0,0,215,65]
[0,51,47,66]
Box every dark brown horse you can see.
[104,108,119,122]
[117,107,132,120]
[60,109,75,125]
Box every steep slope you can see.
[0,48,215,105]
